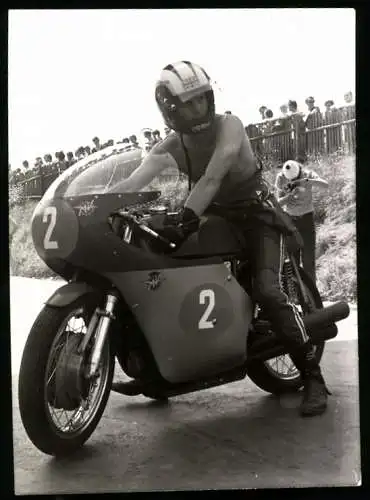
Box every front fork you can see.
[78,291,119,379]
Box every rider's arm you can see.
[275,172,295,204]
[185,115,256,216]
[109,150,177,193]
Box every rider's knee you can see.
[253,268,282,306]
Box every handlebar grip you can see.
[139,224,177,249]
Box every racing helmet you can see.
[282,160,302,180]
[155,61,215,134]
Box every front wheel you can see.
[246,268,325,395]
[18,295,114,456]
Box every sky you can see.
[8,8,355,169]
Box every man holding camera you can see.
[275,160,328,283]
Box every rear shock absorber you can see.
[282,258,298,303]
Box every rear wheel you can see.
[246,268,325,394]
[18,295,114,456]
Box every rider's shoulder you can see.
[144,134,179,167]
[150,132,179,155]
[219,113,245,133]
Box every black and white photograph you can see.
[8,8,359,494]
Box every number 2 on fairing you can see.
[198,289,215,329]
[43,206,59,249]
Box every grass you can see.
[9,153,356,302]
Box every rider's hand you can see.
[159,207,200,249]
[164,207,200,234]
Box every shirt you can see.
[275,168,321,216]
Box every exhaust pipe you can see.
[248,301,350,363]
[303,301,350,332]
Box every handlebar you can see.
[111,206,178,249]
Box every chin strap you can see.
[179,133,193,194]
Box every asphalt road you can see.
[10,277,361,494]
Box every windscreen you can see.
[41,145,188,208]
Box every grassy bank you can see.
[9,153,356,301]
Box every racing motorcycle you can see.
[18,146,350,456]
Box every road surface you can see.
[10,277,361,493]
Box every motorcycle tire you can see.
[18,294,114,456]
[246,268,325,395]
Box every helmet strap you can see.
[180,134,193,194]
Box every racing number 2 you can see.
[43,206,59,250]
[198,289,215,329]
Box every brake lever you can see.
[138,222,177,249]
[112,207,177,249]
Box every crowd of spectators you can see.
[9,128,171,186]
[9,91,355,188]
[244,91,355,164]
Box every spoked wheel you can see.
[246,268,325,394]
[18,295,114,456]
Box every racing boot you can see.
[290,342,331,417]
[111,379,145,396]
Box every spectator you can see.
[287,100,299,115]
[275,160,328,283]
[66,151,76,167]
[245,123,262,162]
[324,100,342,153]
[343,91,354,105]
[152,129,162,144]
[92,136,101,151]
[224,110,232,115]
[260,109,276,159]
[85,146,91,156]
[43,154,53,167]
[272,113,291,164]
[287,100,306,161]
[279,103,289,117]
[142,129,154,152]
[258,105,267,121]
[340,91,355,153]
[33,157,44,176]
[264,109,273,120]
[129,135,140,148]
[262,109,275,133]
[75,146,86,161]
[57,151,68,172]
[164,127,171,136]
[305,96,324,154]
[15,167,25,183]
[101,139,114,149]
[22,160,29,171]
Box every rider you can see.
[110,60,330,417]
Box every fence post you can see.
[39,173,45,197]
[294,120,299,160]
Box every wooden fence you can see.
[248,113,355,166]
[12,113,356,200]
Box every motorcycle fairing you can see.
[104,263,253,383]
[32,194,245,277]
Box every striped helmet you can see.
[155,61,215,134]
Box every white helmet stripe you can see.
[159,62,211,103]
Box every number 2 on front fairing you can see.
[43,206,59,250]
[31,199,79,260]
